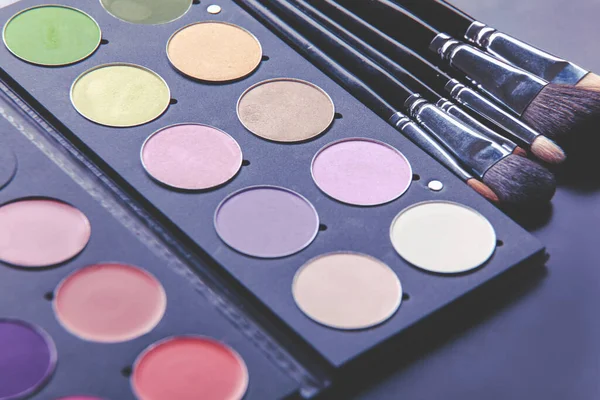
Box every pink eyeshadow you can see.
[132,336,248,400]
[141,124,242,190]
[54,263,166,343]
[311,138,412,206]
[0,198,91,267]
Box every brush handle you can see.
[430,34,547,116]
[235,0,397,118]
[389,112,473,181]
[464,22,588,85]
[436,99,517,152]
[290,0,439,102]
[406,95,510,178]
[334,0,439,50]
[445,79,540,145]
[311,0,451,94]
[391,0,473,37]
[263,0,414,106]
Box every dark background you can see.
[354,0,600,399]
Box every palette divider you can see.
[0,76,333,399]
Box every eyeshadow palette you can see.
[0,0,546,397]
[0,106,302,399]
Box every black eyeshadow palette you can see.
[0,0,546,398]
[0,96,302,399]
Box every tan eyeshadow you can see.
[237,78,335,143]
[292,252,402,330]
[167,21,262,82]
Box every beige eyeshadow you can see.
[292,252,402,330]
[237,78,335,143]
[167,21,262,82]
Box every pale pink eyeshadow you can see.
[0,199,91,267]
[311,138,412,206]
[54,263,166,343]
[141,124,242,190]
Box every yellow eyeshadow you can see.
[70,63,170,128]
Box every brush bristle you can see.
[522,84,600,146]
[576,72,600,92]
[466,178,499,203]
[512,146,528,157]
[530,136,566,164]
[482,155,556,206]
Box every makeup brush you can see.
[391,0,600,90]
[289,0,529,159]
[301,0,565,164]
[334,0,600,148]
[238,0,556,205]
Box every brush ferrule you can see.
[388,111,472,181]
[465,21,588,85]
[436,98,517,153]
[445,79,540,145]
[405,94,510,178]
[429,33,547,115]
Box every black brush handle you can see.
[333,0,439,51]
[290,0,439,102]
[263,0,415,106]
[234,0,397,118]
[311,0,451,96]
[391,0,474,37]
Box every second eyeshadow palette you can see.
[0,0,545,390]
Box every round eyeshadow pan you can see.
[141,124,242,191]
[215,186,319,258]
[54,263,166,343]
[0,198,91,268]
[237,78,335,143]
[70,63,170,128]
[390,201,497,274]
[3,5,101,66]
[311,138,412,206]
[293,252,402,330]
[0,319,57,400]
[167,21,262,82]
[100,0,192,25]
[0,141,17,190]
[132,336,248,400]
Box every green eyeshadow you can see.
[100,0,192,25]
[3,5,101,67]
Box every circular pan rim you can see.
[69,62,171,128]
[52,262,167,343]
[0,318,58,400]
[130,335,249,400]
[214,185,320,259]
[310,136,413,207]
[0,196,91,268]
[236,77,335,143]
[2,4,102,67]
[389,200,497,275]
[292,251,403,331]
[166,20,263,83]
[99,0,193,26]
[140,122,243,191]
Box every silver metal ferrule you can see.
[445,79,540,145]
[405,94,510,178]
[436,98,517,153]
[465,21,588,85]
[388,111,472,181]
[429,33,547,115]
